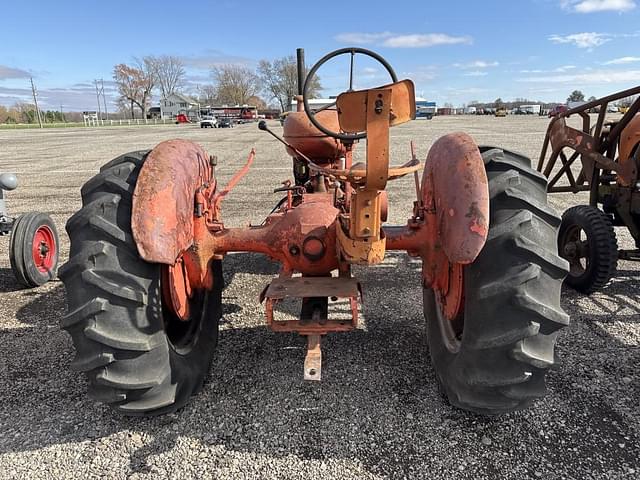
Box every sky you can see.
[1,0,640,111]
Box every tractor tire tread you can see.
[559,205,617,293]
[424,147,568,414]
[62,150,222,415]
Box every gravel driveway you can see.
[0,117,638,479]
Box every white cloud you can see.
[464,71,488,77]
[519,66,576,74]
[554,65,577,72]
[517,69,640,84]
[334,32,472,48]
[549,32,611,48]
[454,60,499,69]
[604,56,640,64]
[561,0,636,13]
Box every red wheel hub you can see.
[32,225,57,273]
[435,262,464,322]
[161,255,193,321]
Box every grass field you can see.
[0,117,638,479]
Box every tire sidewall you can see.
[10,212,59,287]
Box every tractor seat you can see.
[336,79,416,133]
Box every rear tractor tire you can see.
[424,147,569,414]
[557,205,617,293]
[59,151,223,415]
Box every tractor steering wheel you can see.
[303,47,398,141]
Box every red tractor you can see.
[60,48,568,416]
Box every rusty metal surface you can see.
[212,149,255,214]
[132,139,213,264]
[538,86,640,192]
[262,275,360,335]
[161,257,192,321]
[213,199,340,275]
[283,110,347,162]
[365,89,391,191]
[421,132,489,264]
[336,79,416,132]
[620,114,640,172]
[337,219,386,265]
[350,190,383,239]
[304,334,322,381]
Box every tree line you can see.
[0,104,68,124]
[113,55,322,119]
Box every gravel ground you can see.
[0,116,638,479]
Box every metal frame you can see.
[537,85,640,252]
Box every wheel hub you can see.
[32,225,56,273]
[161,256,193,321]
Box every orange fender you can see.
[422,132,489,264]
[132,139,214,264]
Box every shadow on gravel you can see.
[0,252,638,479]
[0,267,25,293]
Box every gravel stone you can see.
[0,116,638,479]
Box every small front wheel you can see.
[9,212,59,287]
[558,205,617,293]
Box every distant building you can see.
[160,93,199,119]
[290,98,336,112]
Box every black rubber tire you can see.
[9,212,59,287]
[424,147,569,415]
[558,205,618,293]
[59,151,223,416]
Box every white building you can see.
[160,93,199,119]
[290,98,336,112]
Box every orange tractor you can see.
[538,86,640,293]
[61,48,568,416]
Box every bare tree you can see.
[258,56,322,112]
[211,64,259,105]
[113,59,155,119]
[147,55,185,98]
[196,84,218,105]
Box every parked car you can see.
[200,116,218,128]
[218,117,233,128]
[548,105,568,118]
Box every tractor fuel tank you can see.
[283,110,349,163]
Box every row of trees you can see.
[0,104,68,124]
[464,90,618,111]
[112,55,322,118]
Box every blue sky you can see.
[1,0,639,110]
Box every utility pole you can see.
[30,77,43,128]
[94,80,102,123]
[60,104,65,123]
[101,78,108,121]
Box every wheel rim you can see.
[31,225,56,273]
[560,225,589,277]
[160,255,207,354]
[434,262,465,353]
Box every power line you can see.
[101,79,108,120]
[30,77,43,128]
[94,80,102,122]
